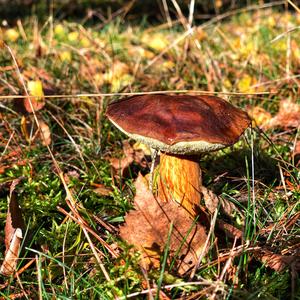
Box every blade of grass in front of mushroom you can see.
[155,222,173,300]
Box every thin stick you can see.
[287,0,300,13]
[162,0,172,28]
[0,89,273,101]
[149,150,158,192]
[190,208,218,279]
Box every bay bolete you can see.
[106,94,251,217]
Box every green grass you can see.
[0,4,300,299]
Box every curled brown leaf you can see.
[0,180,25,276]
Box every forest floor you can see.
[0,3,300,299]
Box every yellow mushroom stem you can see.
[157,153,202,218]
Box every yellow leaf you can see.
[133,142,152,156]
[240,40,257,57]
[110,74,134,92]
[94,73,104,85]
[142,33,169,52]
[223,79,232,89]
[59,50,72,62]
[238,74,255,93]
[247,106,272,127]
[27,80,44,101]
[128,46,154,59]
[267,16,276,28]
[274,40,287,52]
[54,24,67,38]
[103,62,129,84]
[21,116,30,141]
[162,60,175,71]
[80,37,91,48]
[4,28,19,42]
[68,31,79,43]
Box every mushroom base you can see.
[157,153,202,217]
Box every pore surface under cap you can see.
[106,94,251,154]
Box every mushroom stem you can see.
[157,153,202,217]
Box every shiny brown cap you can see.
[106,94,251,154]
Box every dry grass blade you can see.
[0,89,273,101]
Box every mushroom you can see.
[106,94,251,217]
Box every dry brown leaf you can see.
[38,119,51,146]
[256,249,300,272]
[110,140,148,178]
[217,220,243,239]
[93,184,113,196]
[23,96,45,113]
[110,140,134,177]
[264,99,300,130]
[0,179,25,276]
[120,173,207,275]
[201,187,238,217]
[220,197,239,217]
[201,186,219,214]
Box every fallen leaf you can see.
[38,119,51,146]
[237,74,256,93]
[142,33,169,52]
[54,23,67,39]
[0,179,25,276]
[247,106,272,127]
[24,80,45,112]
[110,140,149,178]
[120,173,208,275]
[133,142,152,156]
[103,61,129,84]
[93,184,113,196]
[27,80,44,100]
[127,45,155,59]
[59,50,72,62]
[4,28,19,42]
[217,220,243,239]
[201,186,219,214]
[256,249,300,272]
[0,228,23,276]
[110,140,134,177]
[201,187,238,217]
[68,31,79,42]
[20,116,51,146]
[110,74,134,92]
[264,99,300,129]
[220,197,239,217]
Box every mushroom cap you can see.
[106,94,251,155]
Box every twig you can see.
[0,89,274,101]
[190,208,218,279]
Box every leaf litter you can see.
[120,173,207,275]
